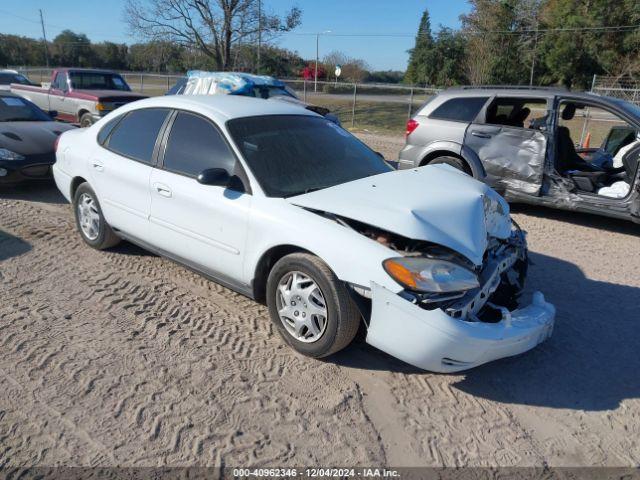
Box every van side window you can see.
[484,98,547,129]
[429,97,489,122]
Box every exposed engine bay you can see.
[313,209,528,325]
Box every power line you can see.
[284,24,640,37]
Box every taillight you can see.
[405,118,419,137]
[54,135,61,152]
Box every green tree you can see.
[93,42,129,70]
[430,28,468,86]
[461,0,531,85]
[404,9,436,85]
[52,30,95,67]
[539,0,640,88]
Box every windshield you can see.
[227,115,392,197]
[0,95,51,122]
[0,73,32,86]
[250,85,296,99]
[69,72,130,91]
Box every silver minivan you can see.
[399,86,640,223]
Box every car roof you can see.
[57,68,123,74]
[120,94,317,122]
[441,85,617,102]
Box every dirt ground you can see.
[1,133,639,469]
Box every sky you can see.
[0,0,472,71]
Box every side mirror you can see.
[197,168,231,187]
[48,110,58,119]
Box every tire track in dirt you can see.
[0,198,384,466]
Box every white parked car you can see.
[53,95,555,372]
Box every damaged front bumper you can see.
[366,283,555,372]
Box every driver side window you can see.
[162,111,236,178]
[557,102,637,155]
[53,73,67,91]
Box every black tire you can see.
[266,253,360,358]
[73,182,120,250]
[429,155,472,176]
[80,112,94,128]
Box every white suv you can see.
[53,95,555,372]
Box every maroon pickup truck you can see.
[11,68,147,127]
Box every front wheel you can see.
[73,183,120,250]
[266,253,360,358]
[80,112,95,128]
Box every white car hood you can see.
[287,165,511,266]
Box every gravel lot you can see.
[1,133,639,468]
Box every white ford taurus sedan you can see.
[53,95,555,372]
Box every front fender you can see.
[242,198,403,293]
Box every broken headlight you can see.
[383,257,480,293]
[0,148,25,161]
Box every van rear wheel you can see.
[429,156,472,176]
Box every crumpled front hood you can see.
[287,165,512,266]
[0,121,75,156]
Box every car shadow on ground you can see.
[332,251,640,412]
[0,229,32,261]
[511,203,639,236]
[0,182,67,205]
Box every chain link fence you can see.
[591,75,640,105]
[14,67,439,135]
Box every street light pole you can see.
[314,30,330,93]
[315,33,319,93]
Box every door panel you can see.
[88,108,170,240]
[465,124,547,195]
[90,149,153,240]
[148,168,251,281]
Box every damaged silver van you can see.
[400,86,640,223]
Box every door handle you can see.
[471,131,492,139]
[92,160,104,172]
[153,183,172,198]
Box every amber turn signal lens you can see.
[383,259,418,289]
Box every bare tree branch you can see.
[125,0,301,70]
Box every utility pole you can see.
[39,9,50,68]
[256,0,261,74]
[529,19,538,86]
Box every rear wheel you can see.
[428,155,472,176]
[266,253,360,358]
[73,183,120,250]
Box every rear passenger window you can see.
[106,108,169,164]
[162,112,236,177]
[430,97,489,122]
[97,115,124,145]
